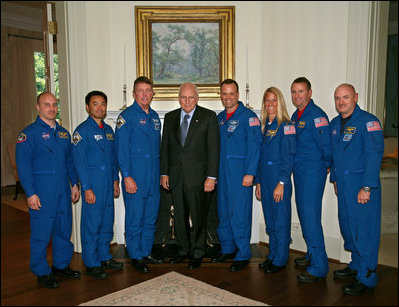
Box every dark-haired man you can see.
[290,77,331,283]
[72,90,122,280]
[215,79,262,272]
[115,76,164,273]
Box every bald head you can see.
[334,83,356,96]
[36,92,58,125]
[334,83,358,118]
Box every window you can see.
[34,52,60,118]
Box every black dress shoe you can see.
[86,266,108,279]
[188,258,202,269]
[211,252,236,263]
[297,271,325,283]
[37,274,59,288]
[51,266,81,279]
[333,266,357,279]
[230,260,249,272]
[143,254,165,264]
[101,259,124,270]
[342,280,373,295]
[131,259,150,273]
[264,264,286,274]
[259,258,272,269]
[294,256,310,267]
[170,255,188,264]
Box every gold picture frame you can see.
[135,6,235,101]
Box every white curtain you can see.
[1,34,43,186]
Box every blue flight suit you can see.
[255,119,296,266]
[291,99,331,278]
[16,116,78,277]
[330,105,384,288]
[72,116,119,268]
[114,101,161,260]
[217,101,262,261]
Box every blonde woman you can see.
[255,86,296,273]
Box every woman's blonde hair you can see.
[260,86,291,133]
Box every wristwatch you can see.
[361,187,371,193]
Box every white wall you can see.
[59,1,388,262]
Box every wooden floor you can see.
[1,204,398,306]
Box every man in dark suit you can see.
[160,83,220,269]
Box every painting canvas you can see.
[135,6,235,100]
[152,22,220,85]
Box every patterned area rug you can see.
[80,271,268,306]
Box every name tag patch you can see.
[344,127,356,134]
[58,131,69,139]
[266,129,277,136]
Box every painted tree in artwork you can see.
[152,23,219,84]
[185,28,219,80]
[153,24,185,80]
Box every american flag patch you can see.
[249,117,260,126]
[366,121,381,132]
[284,125,296,135]
[314,117,328,128]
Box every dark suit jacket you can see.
[160,106,220,189]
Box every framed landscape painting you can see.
[135,6,235,101]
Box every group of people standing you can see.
[15,76,384,297]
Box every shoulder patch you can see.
[116,115,126,129]
[284,125,296,135]
[366,121,381,132]
[314,117,328,128]
[249,117,260,127]
[72,131,82,145]
[17,133,27,143]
